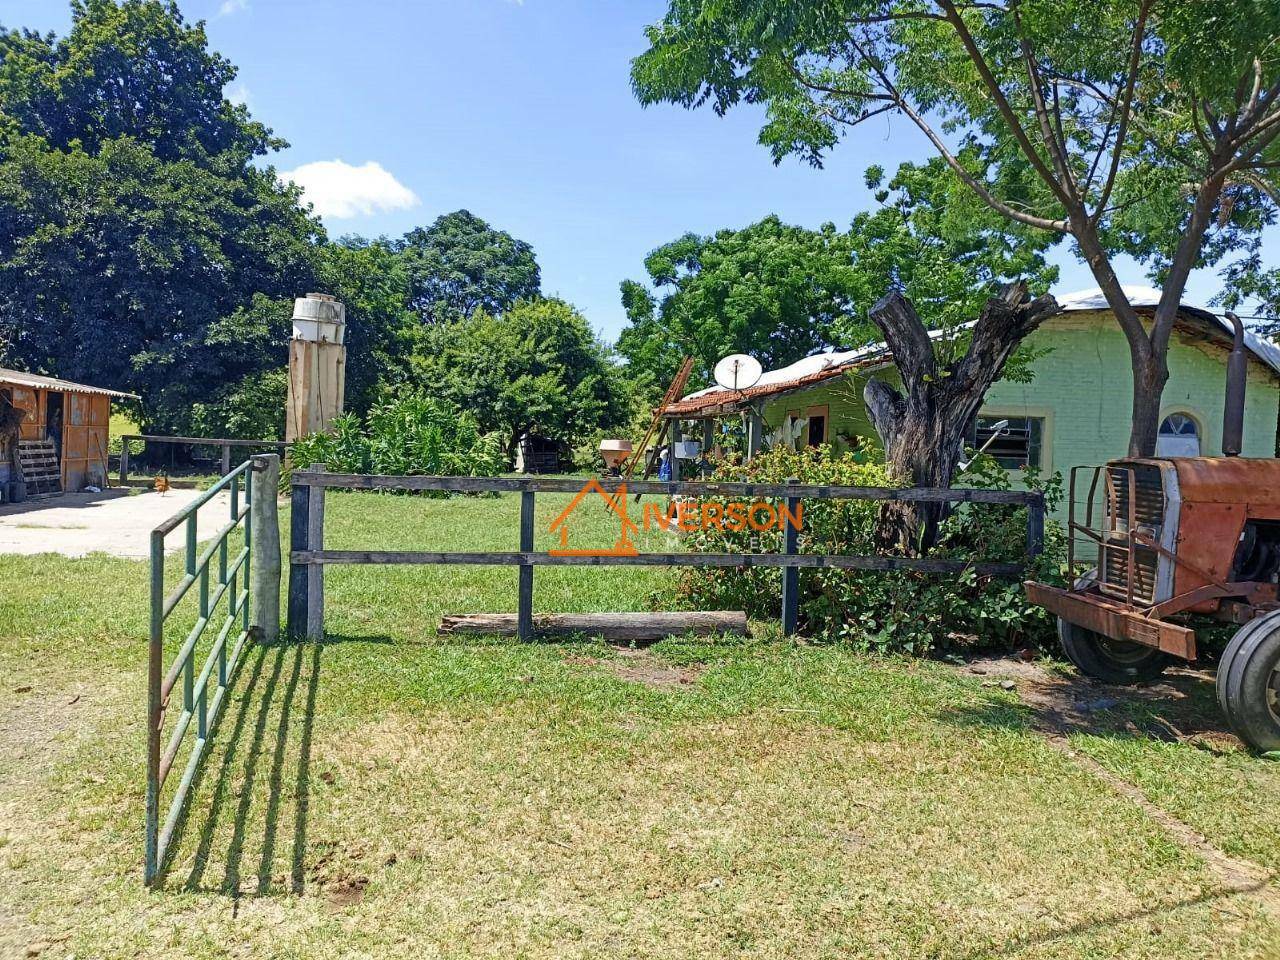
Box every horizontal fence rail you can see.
[288,471,1044,504]
[287,471,1045,643]
[145,458,262,885]
[120,434,289,486]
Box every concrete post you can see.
[250,453,281,644]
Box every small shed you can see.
[514,433,569,474]
[0,367,137,498]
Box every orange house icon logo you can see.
[549,479,640,557]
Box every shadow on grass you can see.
[154,632,402,899]
[937,660,1240,748]
[960,881,1268,959]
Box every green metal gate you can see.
[144,457,276,884]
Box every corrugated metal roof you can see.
[0,366,138,400]
[668,285,1280,417]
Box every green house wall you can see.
[756,311,1280,515]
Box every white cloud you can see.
[280,160,421,219]
[225,82,252,110]
[218,0,248,16]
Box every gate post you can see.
[250,454,281,644]
[287,464,325,641]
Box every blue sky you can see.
[4,0,1275,342]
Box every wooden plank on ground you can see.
[439,610,748,641]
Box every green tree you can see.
[396,209,541,323]
[616,216,864,393]
[187,239,416,439]
[414,297,629,463]
[633,0,1280,456]
[617,167,1056,399]
[0,0,319,433]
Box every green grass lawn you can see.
[1,491,1278,959]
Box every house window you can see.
[805,405,828,447]
[966,415,1044,470]
[1156,412,1201,457]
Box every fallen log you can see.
[438,610,748,641]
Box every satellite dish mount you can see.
[713,354,763,393]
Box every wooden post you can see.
[518,490,535,640]
[119,437,130,486]
[250,454,281,644]
[1027,492,1045,561]
[220,443,232,477]
[747,409,764,459]
[781,477,800,636]
[701,419,714,476]
[287,481,309,641]
[305,469,326,641]
[669,420,681,483]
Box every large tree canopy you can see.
[616,216,863,393]
[0,0,319,433]
[396,209,541,323]
[617,162,1056,397]
[633,0,1280,455]
[414,297,629,463]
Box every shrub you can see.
[289,391,506,488]
[673,445,1066,655]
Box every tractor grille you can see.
[1097,464,1165,605]
[1106,465,1165,531]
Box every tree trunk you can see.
[864,283,1060,554]
[1128,350,1168,457]
[507,430,523,470]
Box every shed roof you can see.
[666,285,1280,417]
[0,366,138,400]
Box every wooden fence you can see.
[119,434,289,486]
[286,471,1045,642]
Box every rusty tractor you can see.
[1026,313,1280,751]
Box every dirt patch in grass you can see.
[962,656,1235,747]
[564,647,704,689]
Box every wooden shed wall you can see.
[5,386,111,491]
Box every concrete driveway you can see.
[0,488,233,559]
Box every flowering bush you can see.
[673,445,1066,654]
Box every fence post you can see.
[287,477,311,641]
[518,490,535,641]
[250,454,281,644]
[1027,492,1046,561]
[220,443,232,477]
[781,477,800,636]
[119,437,130,486]
[305,467,326,641]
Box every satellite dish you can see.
[713,354,763,392]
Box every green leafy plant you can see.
[674,446,1066,655]
[288,391,505,493]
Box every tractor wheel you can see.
[1217,611,1280,753]
[1058,618,1172,685]
[1057,569,1170,685]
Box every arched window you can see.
[1156,412,1201,457]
